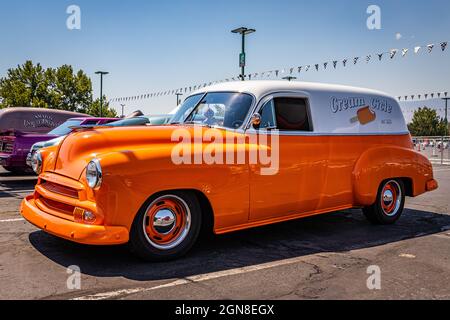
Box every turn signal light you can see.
[73,208,97,224]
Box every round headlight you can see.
[31,151,43,174]
[86,159,102,189]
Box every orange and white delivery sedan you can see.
[21,81,438,261]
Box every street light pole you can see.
[176,93,183,106]
[231,27,256,81]
[120,104,125,118]
[443,97,450,133]
[95,71,109,117]
[443,97,450,124]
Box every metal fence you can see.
[412,136,450,165]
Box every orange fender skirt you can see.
[20,196,129,245]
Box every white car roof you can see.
[191,80,407,135]
[191,80,392,100]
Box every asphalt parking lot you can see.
[0,166,449,300]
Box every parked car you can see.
[21,81,438,261]
[26,113,175,167]
[148,114,172,125]
[26,117,119,168]
[0,107,88,174]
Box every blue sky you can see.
[0,0,449,118]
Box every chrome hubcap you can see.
[382,190,394,207]
[381,180,402,217]
[153,209,176,234]
[142,195,191,250]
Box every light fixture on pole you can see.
[231,27,256,81]
[95,71,109,117]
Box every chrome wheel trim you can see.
[142,195,191,250]
[153,209,176,235]
[381,180,402,217]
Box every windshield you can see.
[170,94,204,124]
[180,92,253,129]
[48,119,82,136]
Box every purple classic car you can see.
[25,117,119,168]
[0,107,116,174]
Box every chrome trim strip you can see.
[245,129,410,137]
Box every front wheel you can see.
[363,179,405,225]
[129,191,202,262]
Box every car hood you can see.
[51,125,221,180]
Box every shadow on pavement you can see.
[0,175,37,198]
[28,208,450,282]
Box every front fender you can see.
[91,147,250,231]
[352,146,433,206]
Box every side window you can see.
[258,100,276,130]
[273,97,312,132]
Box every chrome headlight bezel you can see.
[86,159,103,190]
[31,151,43,175]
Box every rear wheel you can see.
[363,179,405,225]
[129,191,202,262]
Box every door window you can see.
[256,97,312,132]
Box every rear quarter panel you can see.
[352,145,434,206]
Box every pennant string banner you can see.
[109,40,448,103]
[397,91,448,101]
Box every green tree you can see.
[0,61,117,118]
[0,61,52,108]
[47,65,93,112]
[86,96,117,117]
[408,107,448,136]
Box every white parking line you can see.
[0,218,25,223]
[72,255,313,300]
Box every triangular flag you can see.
[324,62,328,69]
[353,57,359,65]
[298,66,302,73]
[414,46,421,54]
[401,48,409,57]
[441,42,448,51]
[275,70,279,77]
[411,95,415,100]
[366,55,371,63]
[425,94,428,99]
[333,61,338,68]
[315,64,319,71]
[305,65,310,72]
[342,59,348,67]
[445,92,448,97]
[290,68,294,74]
[377,53,384,61]
[390,49,398,59]
[438,93,441,98]
[427,44,434,53]
[431,93,434,98]
[404,96,408,101]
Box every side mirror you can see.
[251,113,261,127]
